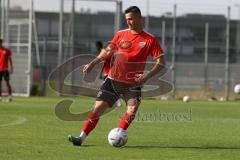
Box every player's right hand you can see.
[83,64,93,74]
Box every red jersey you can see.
[0,47,12,71]
[108,29,164,84]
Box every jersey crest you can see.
[139,41,146,48]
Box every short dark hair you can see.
[124,6,141,16]
[0,39,3,43]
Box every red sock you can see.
[82,112,99,136]
[6,81,12,96]
[119,112,135,130]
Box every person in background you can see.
[0,39,13,102]
[95,40,111,80]
[96,40,121,106]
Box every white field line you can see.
[0,116,28,127]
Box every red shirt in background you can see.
[0,47,12,71]
[102,56,111,76]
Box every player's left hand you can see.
[134,74,147,84]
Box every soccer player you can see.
[68,6,165,146]
[0,39,13,102]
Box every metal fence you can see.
[0,0,33,96]
[0,0,240,99]
[56,0,240,100]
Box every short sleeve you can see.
[150,38,164,59]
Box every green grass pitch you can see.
[0,97,240,160]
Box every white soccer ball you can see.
[108,128,128,147]
[183,96,190,102]
[234,84,240,94]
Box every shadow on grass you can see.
[125,145,240,150]
[72,144,96,147]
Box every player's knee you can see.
[127,98,140,106]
